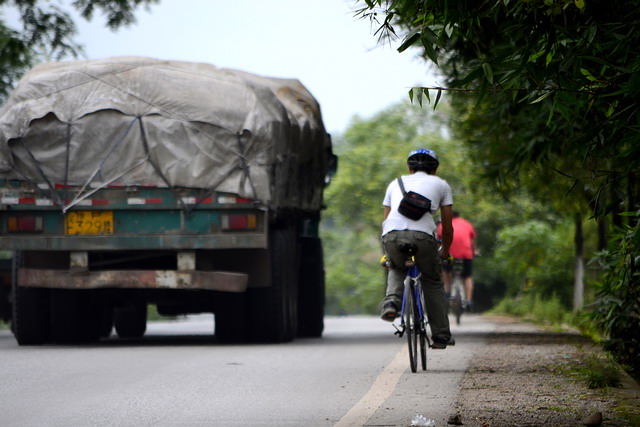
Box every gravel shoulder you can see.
[452,315,640,426]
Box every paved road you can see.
[0,314,495,426]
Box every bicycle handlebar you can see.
[441,255,455,266]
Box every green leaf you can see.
[444,24,454,38]
[416,87,423,107]
[580,68,597,81]
[423,88,431,105]
[545,48,555,67]
[433,89,442,110]
[398,32,421,53]
[421,35,439,64]
[476,79,488,107]
[482,63,494,84]
[606,104,615,118]
[546,100,555,126]
[531,90,553,104]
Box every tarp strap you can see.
[62,157,148,213]
[18,137,64,207]
[63,122,72,204]
[9,160,59,206]
[63,116,148,212]
[237,129,258,201]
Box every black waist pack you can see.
[397,177,432,220]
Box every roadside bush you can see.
[493,220,574,307]
[588,212,640,375]
[491,293,575,326]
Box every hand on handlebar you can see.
[440,251,453,265]
[380,254,392,270]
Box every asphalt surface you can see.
[0,314,496,426]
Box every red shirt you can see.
[438,217,476,259]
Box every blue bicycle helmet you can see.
[407,148,439,171]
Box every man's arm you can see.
[383,205,391,220]
[439,205,454,259]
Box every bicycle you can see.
[391,243,431,373]
[447,258,465,326]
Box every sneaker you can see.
[380,302,398,322]
[464,300,473,311]
[432,335,456,349]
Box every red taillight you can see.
[221,214,257,230]
[7,216,44,232]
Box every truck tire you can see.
[297,236,325,338]
[114,301,147,339]
[50,289,102,344]
[11,252,50,345]
[247,224,298,343]
[100,304,114,338]
[214,292,246,344]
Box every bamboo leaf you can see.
[482,63,494,84]
[433,89,442,110]
[398,32,421,53]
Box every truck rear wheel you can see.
[12,285,50,345]
[100,305,114,338]
[114,301,147,339]
[214,292,246,344]
[50,289,102,344]
[297,236,325,338]
[247,224,298,343]
[11,252,50,345]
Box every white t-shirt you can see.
[382,171,453,236]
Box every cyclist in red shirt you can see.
[437,211,477,310]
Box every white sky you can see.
[47,0,437,135]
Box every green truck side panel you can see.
[0,182,268,251]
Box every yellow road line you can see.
[334,344,407,427]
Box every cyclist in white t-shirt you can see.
[380,148,455,349]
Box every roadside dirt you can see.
[451,316,640,426]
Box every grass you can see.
[490,293,631,390]
[147,304,178,321]
[571,352,623,389]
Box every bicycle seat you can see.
[398,243,418,255]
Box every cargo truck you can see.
[0,57,337,344]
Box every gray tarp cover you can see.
[0,56,330,211]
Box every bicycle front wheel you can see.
[405,282,418,373]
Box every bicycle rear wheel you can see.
[453,280,463,325]
[418,286,428,371]
[405,282,418,373]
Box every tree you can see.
[356,0,639,218]
[0,0,159,100]
[322,99,578,315]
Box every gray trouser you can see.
[382,230,451,338]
